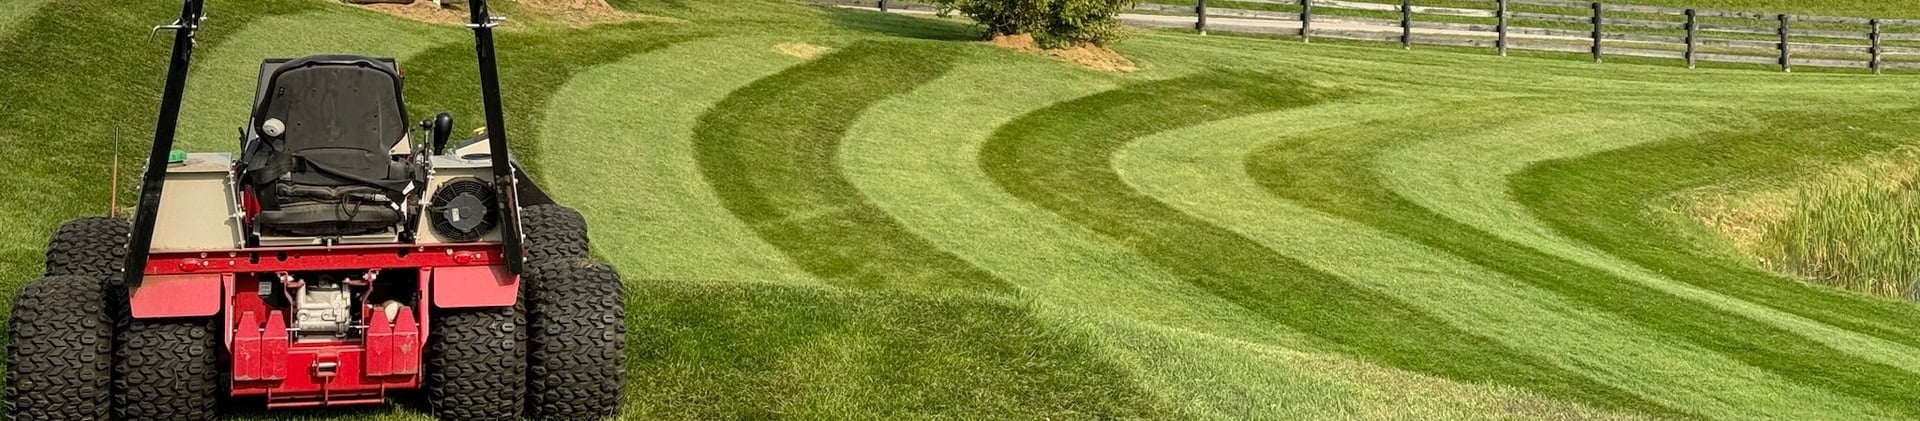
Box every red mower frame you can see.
[134,242,520,408]
[117,0,530,409]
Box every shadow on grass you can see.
[821,7,977,41]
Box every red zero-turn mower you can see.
[4,1,625,420]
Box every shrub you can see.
[933,0,1138,47]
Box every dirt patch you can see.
[989,34,1136,72]
[773,42,833,59]
[358,1,469,26]
[353,0,641,27]
[514,0,637,27]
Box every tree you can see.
[933,0,1138,47]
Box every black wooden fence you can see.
[826,0,1920,73]
[1134,0,1920,72]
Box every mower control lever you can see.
[423,112,455,154]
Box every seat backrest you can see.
[246,55,409,190]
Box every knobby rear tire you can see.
[43,217,128,279]
[427,304,527,421]
[114,317,220,421]
[526,260,626,420]
[522,204,589,262]
[5,275,113,421]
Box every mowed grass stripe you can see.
[978,72,1678,417]
[831,48,1643,419]
[1247,102,1920,417]
[540,37,820,283]
[1117,103,1887,419]
[694,41,1009,293]
[1515,108,1920,410]
[836,54,1332,348]
[625,280,1165,419]
[1076,312,1643,420]
[0,0,50,41]
[836,56,1470,418]
[400,22,697,168]
[1375,110,1920,373]
[1104,101,1699,419]
[1520,109,1920,346]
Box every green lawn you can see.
[7,0,1920,419]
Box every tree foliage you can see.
[932,0,1138,47]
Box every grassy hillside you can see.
[7,0,1920,419]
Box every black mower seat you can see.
[242,55,414,236]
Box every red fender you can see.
[430,265,519,309]
[130,273,227,318]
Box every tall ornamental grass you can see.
[1759,181,1920,300]
[1736,151,1920,301]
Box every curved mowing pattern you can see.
[694,41,1010,293]
[539,37,819,283]
[1375,111,1920,373]
[1513,108,1920,399]
[836,57,1324,347]
[401,25,695,168]
[1246,102,1920,417]
[1115,103,1894,419]
[1519,110,1920,349]
[977,73,1676,417]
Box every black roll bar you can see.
[123,0,205,288]
[466,0,526,275]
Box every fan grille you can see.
[429,177,498,242]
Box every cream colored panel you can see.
[152,153,243,252]
[413,156,501,245]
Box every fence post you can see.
[878,0,887,12]
[1402,0,1413,49]
[1872,19,1883,74]
[1591,2,1603,63]
[1496,0,1509,56]
[1196,0,1207,35]
[1302,0,1313,43]
[1685,9,1697,68]
[1778,14,1792,72]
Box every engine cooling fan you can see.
[429,177,498,242]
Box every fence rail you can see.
[823,0,1920,72]
[1154,0,1920,72]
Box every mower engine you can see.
[282,270,390,340]
[292,279,353,338]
